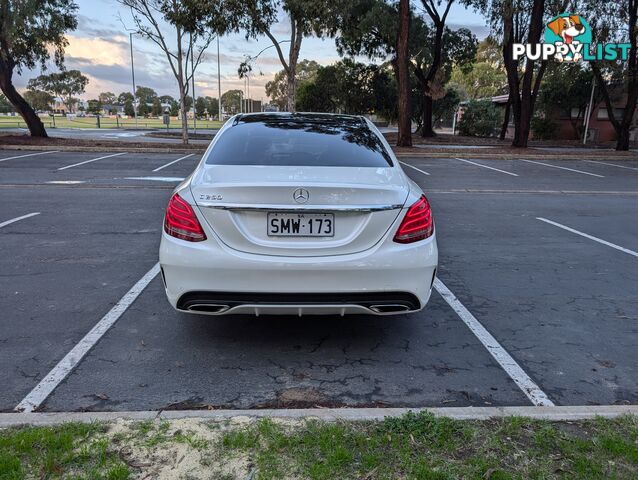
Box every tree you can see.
[0,93,15,113]
[118,91,134,104]
[449,37,508,100]
[119,0,233,144]
[195,96,207,118]
[28,70,89,113]
[221,89,242,114]
[537,63,597,140]
[23,89,54,112]
[406,0,479,137]
[124,99,135,117]
[450,61,507,100]
[371,65,399,122]
[584,0,638,150]
[265,59,320,110]
[205,96,219,118]
[137,100,149,117]
[235,0,343,112]
[500,0,546,147]
[151,97,163,116]
[396,0,412,146]
[433,86,461,125]
[98,91,116,104]
[296,60,385,114]
[336,0,472,143]
[135,85,157,105]
[0,0,78,137]
[183,95,193,112]
[412,24,477,136]
[296,77,337,112]
[458,99,501,136]
[87,99,102,115]
[490,0,568,147]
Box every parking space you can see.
[0,150,636,412]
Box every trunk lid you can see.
[190,165,408,257]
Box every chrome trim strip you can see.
[198,203,403,212]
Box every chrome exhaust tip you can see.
[187,303,231,314]
[368,304,412,314]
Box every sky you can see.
[14,0,489,103]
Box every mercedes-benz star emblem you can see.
[292,188,309,204]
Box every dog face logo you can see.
[544,13,592,62]
[547,15,585,44]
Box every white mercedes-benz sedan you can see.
[159,113,438,316]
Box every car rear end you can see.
[159,113,437,316]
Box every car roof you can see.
[233,112,367,127]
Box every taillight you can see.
[393,195,433,243]
[164,193,207,242]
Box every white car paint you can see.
[159,113,438,316]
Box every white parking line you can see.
[399,161,430,175]
[15,263,161,413]
[583,159,638,172]
[152,153,195,172]
[537,217,638,258]
[0,212,40,229]
[124,176,185,182]
[521,159,604,178]
[0,151,59,163]
[433,278,554,407]
[57,152,127,171]
[453,157,519,176]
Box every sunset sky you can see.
[14,0,489,103]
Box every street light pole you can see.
[217,35,222,121]
[129,32,138,128]
[191,33,196,135]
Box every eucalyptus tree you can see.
[488,0,571,146]
[118,0,233,143]
[413,0,482,136]
[28,70,89,113]
[0,0,78,136]
[584,0,638,150]
[336,0,476,142]
[234,0,344,112]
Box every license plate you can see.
[267,212,334,237]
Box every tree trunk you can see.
[503,0,546,148]
[499,98,511,140]
[286,71,295,112]
[396,0,412,147]
[176,29,189,145]
[421,94,436,137]
[0,61,48,137]
[616,0,638,150]
[616,126,631,151]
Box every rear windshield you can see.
[205,116,393,167]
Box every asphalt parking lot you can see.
[0,149,636,412]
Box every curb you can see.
[0,145,206,154]
[1,405,637,428]
[2,144,638,160]
[394,152,638,160]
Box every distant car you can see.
[159,112,438,316]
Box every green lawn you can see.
[1,412,636,479]
[0,115,223,130]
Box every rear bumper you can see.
[159,229,438,316]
